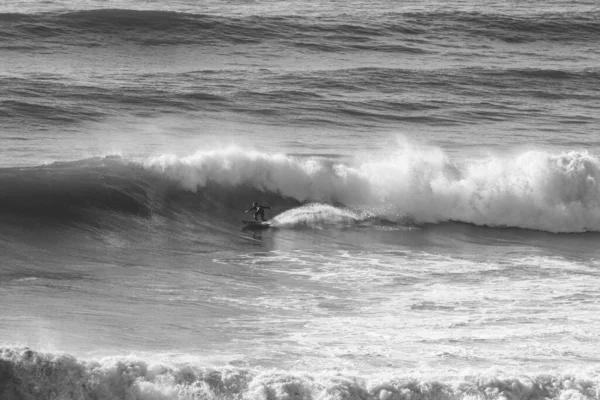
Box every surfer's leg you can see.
[254,211,260,221]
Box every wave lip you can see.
[144,148,373,206]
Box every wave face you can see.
[3,146,600,233]
[1,347,598,400]
[0,157,153,225]
[1,9,599,49]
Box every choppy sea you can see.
[1,0,600,399]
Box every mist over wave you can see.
[1,347,598,400]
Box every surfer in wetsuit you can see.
[245,202,271,221]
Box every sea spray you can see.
[144,148,373,205]
[144,145,600,232]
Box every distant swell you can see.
[1,9,599,48]
[401,10,600,43]
[0,347,597,400]
[1,66,597,126]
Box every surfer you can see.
[245,202,271,221]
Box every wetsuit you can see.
[246,204,271,221]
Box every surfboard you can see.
[242,220,271,228]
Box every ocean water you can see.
[2,0,600,399]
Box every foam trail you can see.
[272,203,363,228]
[143,145,600,232]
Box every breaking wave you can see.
[1,144,600,233]
[1,347,598,400]
[145,145,600,233]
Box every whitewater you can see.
[2,0,600,399]
[144,145,600,232]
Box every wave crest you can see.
[144,149,372,205]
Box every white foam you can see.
[143,144,600,232]
[2,347,600,400]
